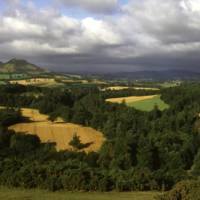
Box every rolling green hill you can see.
[0,58,46,74]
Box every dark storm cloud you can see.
[0,0,200,72]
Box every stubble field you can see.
[8,108,104,152]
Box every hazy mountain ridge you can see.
[0,58,199,81]
[101,70,200,81]
[0,59,46,74]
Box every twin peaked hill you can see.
[0,59,46,74]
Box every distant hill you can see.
[101,70,200,81]
[0,59,46,74]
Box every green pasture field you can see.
[0,73,29,80]
[0,81,6,85]
[133,81,180,89]
[0,187,160,200]
[158,82,180,88]
[0,74,10,80]
[127,95,169,111]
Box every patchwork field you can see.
[106,95,157,104]
[60,79,88,83]
[158,81,181,88]
[106,95,169,111]
[9,78,57,86]
[0,81,6,85]
[0,74,10,80]
[102,86,159,91]
[8,108,104,152]
[133,87,160,90]
[103,86,130,91]
[127,95,169,111]
[0,187,160,200]
[0,73,29,80]
[9,77,106,87]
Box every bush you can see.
[156,179,200,200]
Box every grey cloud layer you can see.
[57,0,119,13]
[0,0,200,72]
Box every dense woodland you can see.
[0,83,200,192]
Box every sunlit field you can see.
[127,95,169,111]
[102,86,159,91]
[106,95,157,104]
[8,108,105,152]
[106,95,169,111]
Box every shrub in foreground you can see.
[156,179,200,200]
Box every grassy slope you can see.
[0,81,6,85]
[127,95,169,111]
[0,187,160,200]
[0,59,44,73]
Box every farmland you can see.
[8,108,105,152]
[106,95,169,111]
[0,73,29,80]
[0,187,160,200]
[9,77,68,88]
[158,81,181,88]
[133,87,160,90]
[8,76,108,88]
[10,78,57,86]
[106,95,157,104]
[102,86,130,91]
[0,81,5,85]
[102,86,159,91]
[0,74,10,79]
[127,95,169,111]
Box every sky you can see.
[0,0,200,72]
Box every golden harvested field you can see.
[9,122,104,152]
[61,79,107,84]
[92,79,107,84]
[20,108,49,121]
[133,87,160,90]
[61,79,80,83]
[10,78,56,86]
[103,86,130,91]
[61,79,88,83]
[106,95,157,104]
[103,86,159,91]
[8,108,105,152]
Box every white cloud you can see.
[119,0,200,51]
[1,0,200,71]
[181,0,200,12]
[11,40,78,55]
[1,17,45,36]
[81,17,121,45]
